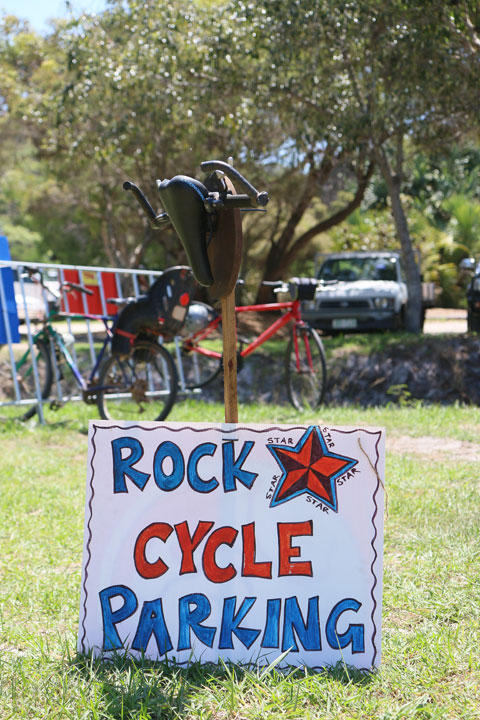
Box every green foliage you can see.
[326,208,397,254]
[366,146,480,233]
[0,0,479,302]
[443,195,480,257]
[0,215,42,259]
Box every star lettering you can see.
[267,426,358,511]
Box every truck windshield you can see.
[317,257,398,283]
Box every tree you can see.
[3,0,233,269]
[43,0,211,268]
[218,0,479,328]
[2,0,478,316]
[317,0,479,330]
[196,3,376,300]
[14,0,375,283]
[0,16,50,258]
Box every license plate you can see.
[332,318,358,329]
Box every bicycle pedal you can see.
[49,400,64,411]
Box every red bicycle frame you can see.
[183,297,312,365]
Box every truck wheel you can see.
[420,306,426,332]
[467,310,480,332]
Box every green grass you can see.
[1,401,479,719]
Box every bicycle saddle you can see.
[156,175,213,287]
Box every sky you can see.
[1,0,107,33]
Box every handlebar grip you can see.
[123,181,170,228]
[23,266,39,278]
[221,194,264,209]
[200,161,269,207]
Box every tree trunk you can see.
[255,162,374,302]
[256,167,319,303]
[373,142,422,333]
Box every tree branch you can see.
[279,161,375,269]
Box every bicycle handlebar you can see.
[22,267,94,299]
[261,278,338,298]
[62,281,94,296]
[124,162,269,227]
[123,181,170,228]
[261,278,338,288]
[200,160,269,208]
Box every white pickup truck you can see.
[301,251,434,333]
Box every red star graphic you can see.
[268,427,357,510]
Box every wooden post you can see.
[221,289,238,423]
[204,172,242,425]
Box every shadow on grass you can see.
[70,651,374,718]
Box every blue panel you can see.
[0,236,20,344]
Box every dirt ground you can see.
[387,434,480,461]
[388,308,480,460]
[423,307,467,334]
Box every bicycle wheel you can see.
[97,341,177,421]
[180,332,223,390]
[285,325,327,411]
[11,339,53,420]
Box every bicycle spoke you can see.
[286,326,326,411]
[1,340,53,421]
[180,341,222,389]
[97,341,177,421]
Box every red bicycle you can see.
[180,278,327,411]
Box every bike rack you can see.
[0,260,198,424]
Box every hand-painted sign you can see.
[78,421,385,670]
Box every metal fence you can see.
[0,260,193,423]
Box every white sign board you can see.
[78,421,384,670]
